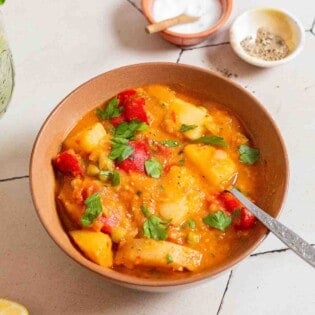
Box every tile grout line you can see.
[176,49,184,63]
[0,175,29,182]
[183,41,230,51]
[125,0,143,15]
[250,244,315,258]
[216,270,233,315]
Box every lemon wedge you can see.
[0,298,29,315]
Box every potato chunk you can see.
[184,144,236,189]
[70,230,113,267]
[65,122,106,153]
[114,239,202,271]
[170,98,207,139]
[158,166,204,225]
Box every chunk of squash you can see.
[114,239,202,271]
[170,98,207,139]
[184,144,236,189]
[64,122,107,153]
[70,230,113,267]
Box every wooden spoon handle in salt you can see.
[146,14,199,34]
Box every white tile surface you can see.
[219,250,315,315]
[0,0,314,314]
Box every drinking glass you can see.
[0,11,14,116]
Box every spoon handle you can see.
[230,188,315,268]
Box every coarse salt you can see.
[152,0,222,34]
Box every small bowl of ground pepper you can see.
[229,8,305,67]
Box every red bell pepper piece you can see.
[123,97,148,123]
[233,207,256,230]
[110,115,126,127]
[218,191,242,213]
[54,149,83,177]
[117,140,150,173]
[117,89,137,105]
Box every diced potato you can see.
[158,166,204,225]
[114,239,202,271]
[184,144,236,189]
[170,99,208,139]
[64,122,106,153]
[159,197,188,226]
[70,230,113,267]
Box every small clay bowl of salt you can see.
[229,8,305,67]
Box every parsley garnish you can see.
[141,205,168,240]
[194,135,227,147]
[239,144,260,165]
[141,205,151,218]
[203,211,231,231]
[99,170,120,186]
[143,215,168,240]
[179,124,198,132]
[109,137,133,162]
[80,193,103,227]
[145,157,162,179]
[166,253,173,264]
[187,219,196,229]
[115,119,148,139]
[96,97,122,120]
[160,140,179,147]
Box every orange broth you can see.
[54,84,261,279]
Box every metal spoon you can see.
[229,174,315,268]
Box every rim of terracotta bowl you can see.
[30,62,289,289]
[141,0,233,39]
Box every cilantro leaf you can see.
[143,215,168,240]
[166,253,173,264]
[109,137,133,162]
[96,97,122,120]
[80,193,103,227]
[194,135,227,147]
[179,124,198,132]
[0,0,6,5]
[115,119,148,139]
[145,157,162,179]
[141,205,151,218]
[187,219,196,229]
[239,144,260,165]
[160,140,179,147]
[203,211,231,231]
[99,170,121,186]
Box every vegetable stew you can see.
[53,84,262,278]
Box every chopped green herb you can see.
[179,124,198,132]
[239,144,260,165]
[187,219,196,229]
[141,205,151,218]
[145,157,162,179]
[0,0,6,5]
[166,253,173,264]
[96,97,122,120]
[98,170,121,186]
[203,211,231,231]
[80,193,103,227]
[109,137,133,162]
[115,119,148,139]
[194,135,227,147]
[160,140,179,147]
[143,215,168,240]
[178,158,185,166]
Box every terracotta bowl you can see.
[142,0,233,46]
[30,62,289,292]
